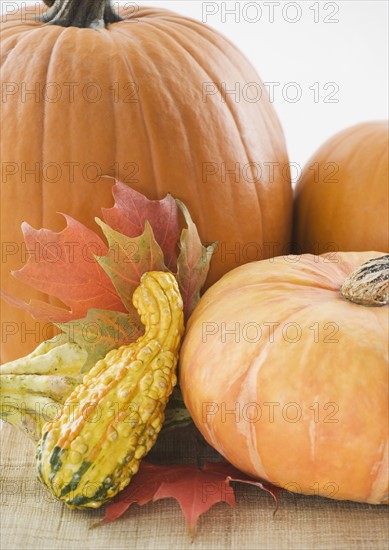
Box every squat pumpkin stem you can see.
[341,255,389,306]
[41,0,122,29]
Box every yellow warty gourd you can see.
[36,272,184,509]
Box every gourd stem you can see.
[41,0,122,29]
[340,255,389,306]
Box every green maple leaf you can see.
[176,200,218,320]
[55,309,142,371]
[95,219,167,312]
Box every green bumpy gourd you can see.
[36,272,184,509]
[0,340,88,441]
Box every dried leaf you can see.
[0,291,75,323]
[175,200,218,320]
[99,463,173,525]
[55,309,142,370]
[95,219,167,312]
[101,461,278,535]
[102,183,179,271]
[9,215,124,322]
[203,461,279,512]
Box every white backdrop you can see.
[2,0,388,181]
[136,0,389,177]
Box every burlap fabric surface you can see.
[1,422,388,550]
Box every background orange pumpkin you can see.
[293,121,388,255]
[1,0,292,362]
[180,252,388,504]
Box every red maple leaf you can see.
[102,182,179,271]
[99,461,279,536]
[2,215,124,322]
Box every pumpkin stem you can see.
[41,0,122,29]
[340,255,389,306]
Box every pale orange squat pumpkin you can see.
[180,252,388,504]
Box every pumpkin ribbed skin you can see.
[1,3,292,362]
[180,252,388,504]
[37,272,184,509]
[293,121,389,255]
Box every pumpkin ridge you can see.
[180,23,265,238]
[21,25,66,323]
[234,345,271,479]
[193,256,347,306]
[179,15,287,161]
[1,25,39,50]
[41,27,66,232]
[193,24,292,246]
[140,19,213,231]
[152,19,265,241]
[109,27,159,193]
[113,22,207,227]
[100,29,120,186]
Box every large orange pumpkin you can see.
[0,0,292,362]
[180,252,388,504]
[293,121,388,255]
